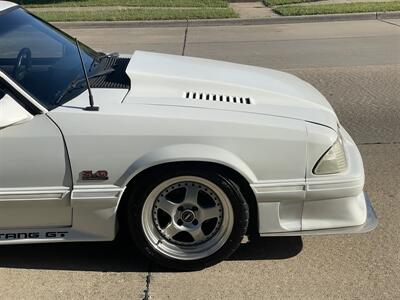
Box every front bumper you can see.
[261,192,378,236]
[254,125,377,236]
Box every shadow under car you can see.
[0,236,303,272]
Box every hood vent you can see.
[184,92,252,105]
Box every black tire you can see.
[126,169,249,271]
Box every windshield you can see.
[0,7,99,109]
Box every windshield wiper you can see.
[97,52,119,61]
[55,67,115,104]
[89,52,119,72]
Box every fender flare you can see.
[115,143,257,187]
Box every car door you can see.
[0,81,72,229]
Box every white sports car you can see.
[0,1,377,270]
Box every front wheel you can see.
[127,170,249,270]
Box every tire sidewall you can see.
[126,169,249,271]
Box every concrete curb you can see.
[379,11,400,19]
[54,11,400,29]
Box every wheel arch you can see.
[116,160,259,237]
[115,144,258,187]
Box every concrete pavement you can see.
[0,242,148,299]
[64,19,400,69]
[0,19,398,299]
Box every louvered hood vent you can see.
[184,92,252,105]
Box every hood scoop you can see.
[124,51,339,129]
[184,91,252,105]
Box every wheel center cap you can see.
[181,210,195,223]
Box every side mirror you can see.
[0,93,33,129]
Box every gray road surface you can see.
[0,19,399,299]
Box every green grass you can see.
[18,0,228,8]
[20,0,236,22]
[274,1,400,15]
[34,8,238,22]
[264,0,320,6]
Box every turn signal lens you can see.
[313,136,347,175]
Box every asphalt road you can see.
[0,20,399,299]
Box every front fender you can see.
[115,143,258,187]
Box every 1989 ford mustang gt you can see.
[0,1,377,270]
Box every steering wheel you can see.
[13,48,32,82]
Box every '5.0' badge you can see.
[81,170,109,181]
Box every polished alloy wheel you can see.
[141,176,234,260]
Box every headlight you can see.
[313,135,347,175]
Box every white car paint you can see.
[125,51,338,130]
[0,0,15,11]
[38,50,372,240]
[0,1,376,245]
[0,94,33,129]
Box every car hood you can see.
[123,51,338,130]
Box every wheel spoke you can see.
[148,177,233,254]
[189,227,207,242]
[161,222,181,239]
[156,196,178,216]
[184,184,199,205]
[200,206,220,221]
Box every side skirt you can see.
[0,185,125,245]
